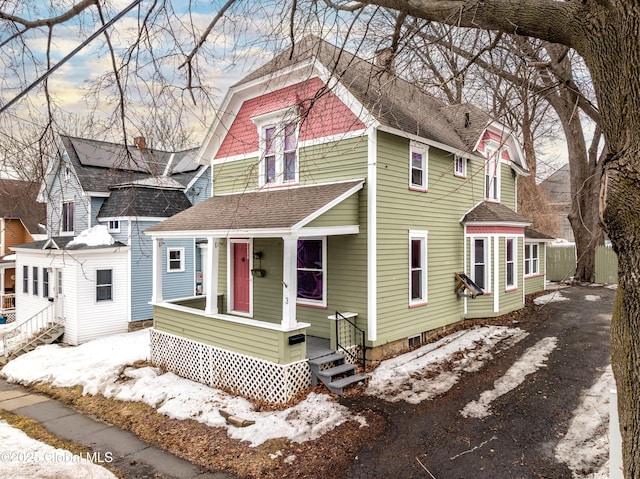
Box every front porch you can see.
[1,260,16,323]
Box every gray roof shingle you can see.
[145,180,363,234]
[462,202,531,225]
[98,187,194,219]
[0,179,46,234]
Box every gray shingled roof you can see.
[462,202,531,225]
[146,180,363,234]
[525,227,555,240]
[60,136,201,194]
[539,164,571,204]
[97,186,193,219]
[0,179,46,234]
[234,36,525,168]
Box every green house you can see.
[144,37,550,402]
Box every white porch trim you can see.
[151,237,163,304]
[282,236,298,330]
[204,237,219,315]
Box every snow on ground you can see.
[585,294,601,302]
[366,326,528,404]
[1,330,364,447]
[0,421,116,479]
[555,366,614,478]
[534,291,571,305]
[460,337,558,419]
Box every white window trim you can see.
[454,154,467,178]
[524,243,540,276]
[252,108,300,188]
[96,269,113,302]
[484,148,501,202]
[296,237,327,308]
[409,230,428,306]
[167,247,185,273]
[506,237,517,290]
[107,220,120,233]
[32,266,38,296]
[22,265,28,294]
[470,236,491,292]
[409,142,428,191]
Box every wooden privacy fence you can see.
[546,244,618,283]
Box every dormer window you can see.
[485,149,501,201]
[253,108,299,187]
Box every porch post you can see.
[151,237,163,303]
[282,236,298,329]
[204,237,219,315]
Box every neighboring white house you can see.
[11,227,129,345]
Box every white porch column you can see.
[282,236,298,330]
[151,237,163,304]
[204,237,219,315]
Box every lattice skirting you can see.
[150,329,311,404]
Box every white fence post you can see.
[611,389,623,479]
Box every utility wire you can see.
[0,0,142,116]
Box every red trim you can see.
[525,273,545,279]
[409,186,428,193]
[260,182,299,190]
[466,226,525,235]
[297,302,327,309]
[505,287,519,293]
[409,301,428,308]
[454,173,467,179]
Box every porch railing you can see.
[335,311,366,369]
[1,293,15,311]
[0,303,59,360]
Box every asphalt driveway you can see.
[344,285,615,479]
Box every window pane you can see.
[411,168,423,186]
[525,260,530,275]
[297,270,323,300]
[411,239,422,269]
[297,240,322,269]
[265,155,276,183]
[474,265,485,289]
[97,269,112,284]
[284,152,296,181]
[506,239,514,261]
[474,239,485,264]
[96,269,112,301]
[284,123,296,151]
[507,263,514,286]
[411,270,422,300]
[264,127,275,154]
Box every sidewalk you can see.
[0,379,235,479]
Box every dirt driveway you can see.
[344,285,614,479]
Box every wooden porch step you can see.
[309,351,368,394]
[326,373,369,395]
[317,362,357,380]
[309,352,346,367]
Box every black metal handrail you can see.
[335,311,366,369]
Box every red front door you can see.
[232,242,250,313]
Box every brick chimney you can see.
[134,136,146,151]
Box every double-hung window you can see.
[472,238,489,291]
[296,238,326,306]
[32,267,38,296]
[506,237,517,289]
[525,243,539,276]
[23,266,28,294]
[454,155,466,177]
[410,143,428,190]
[43,268,49,298]
[96,269,112,301]
[167,247,185,272]
[255,111,299,187]
[108,220,120,233]
[485,150,500,201]
[62,200,74,233]
[409,231,428,305]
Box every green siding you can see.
[214,157,259,195]
[524,242,546,294]
[251,238,283,324]
[501,163,517,210]
[374,132,488,346]
[497,237,524,314]
[306,193,359,228]
[298,136,368,185]
[153,304,306,364]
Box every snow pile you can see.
[366,326,528,404]
[534,291,570,305]
[460,336,558,418]
[1,254,16,261]
[1,330,365,447]
[555,366,614,478]
[585,295,601,302]
[67,225,114,247]
[0,421,116,479]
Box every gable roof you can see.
[539,164,570,204]
[525,227,555,241]
[57,135,203,194]
[215,36,528,172]
[0,179,46,234]
[145,180,364,236]
[97,186,194,219]
[462,201,531,225]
